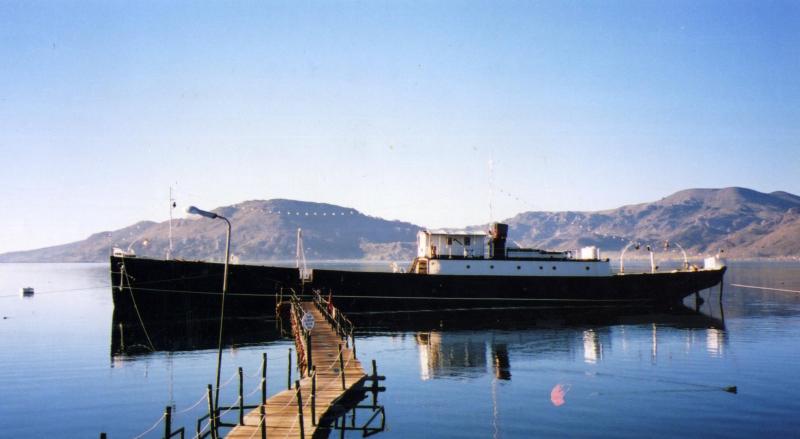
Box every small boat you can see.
[20,287,34,297]
[109,222,726,321]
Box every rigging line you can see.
[304,293,650,303]
[109,270,225,285]
[110,265,296,287]
[116,286,651,303]
[730,283,800,294]
[112,266,291,287]
[0,285,110,299]
[121,259,156,352]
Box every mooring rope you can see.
[120,259,156,352]
[730,283,800,294]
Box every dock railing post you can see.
[238,367,244,425]
[295,380,305,439]
[339,344,346,390]
[164,405,173,439]
[371,359,378,409]
[287,348,292,390]
[305,331,313,376]
[207,384,218,439]
[311,366,317,426]
[351,332,357,360]
[260,353,267,439]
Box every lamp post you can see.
[664,240,689,270]
[186,205,231,410]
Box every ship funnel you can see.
[490,223,508,260]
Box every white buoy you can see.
[20,287,34,298]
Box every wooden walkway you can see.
[226,302,366,438]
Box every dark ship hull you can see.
[110,255,726,322]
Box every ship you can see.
[110,222,726,322]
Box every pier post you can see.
[287,348,292,390]
[295,380,305,439]
[351,332,357,360]
[238,367,244,425]
[371,359,378,409]
[306,332,313,376]
[164,405,172,439]
[207,384,218,439]
[339,345,346,390]
[311,366,317,426]
[260,353,267,439]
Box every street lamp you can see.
[186,205,231,411]
[664,240,689,270]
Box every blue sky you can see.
[1,1,798,253]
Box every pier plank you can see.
[225,302,366,438]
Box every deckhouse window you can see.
[465,237,471,246]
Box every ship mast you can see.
[167,186,175,259]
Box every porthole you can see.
[490,265,494,269]
[466,265,471,269]
[517,266,521,270]
[552,266,557,270]
[585,266,590,271]
[539,266,543,270]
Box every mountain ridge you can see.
[1,187,798,262]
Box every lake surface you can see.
[2,261,800,438]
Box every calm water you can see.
[2,261,800,438]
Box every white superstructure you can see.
[410,223,612,277]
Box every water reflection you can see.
[368,306,726,382]
[706,328,726,357]
[415,332,487,380]
[111,308,281,358]
[583,329,603,364]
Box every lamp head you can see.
[186,205,218,219]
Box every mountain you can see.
[0,199,420,263]
[1,188,798,262]
[503,187,800,258]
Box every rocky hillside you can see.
[503,187,800,258]
[0,199,419,262]
[1,188,798,262]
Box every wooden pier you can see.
[225,293,369,438]
[100,289,384,439]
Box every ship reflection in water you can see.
[387,306,727,392]
[110,308,282,358]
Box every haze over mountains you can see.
[1,187,798,263]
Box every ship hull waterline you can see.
[110,256,726,321]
